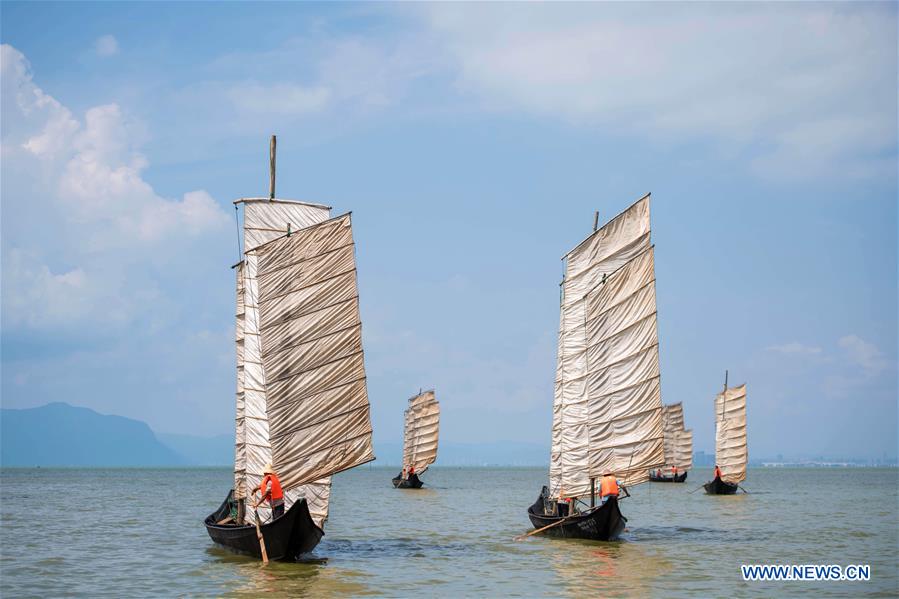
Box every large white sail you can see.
[584,245,665,487]
[714,384,747,484]
[255,213,375,496]
[552,195,665,498]
[234,198,332,526]
[401,390,440,474]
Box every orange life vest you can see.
[260,473,284,502]
[714,467,722,479]
[600,475,619,498]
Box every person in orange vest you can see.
[672,466,678,478]
[599,472,630,504]
[253,463,285,519]
[713,464,722,480]
[408,464,415,478]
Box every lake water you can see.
[1,466,896,597]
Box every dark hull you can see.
[526,487,627,541]
[704,476,739,495]
[204,491,323,560]
[649,471,688,483]
[392,473,423,489]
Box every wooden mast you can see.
[269,134,276,201]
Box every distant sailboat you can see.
[704,371,747,495]
[393,389,439,488]
[649,403,693,482]
[204,137,376,560]
[527,194,666,541]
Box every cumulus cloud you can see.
[1,43,229,333]
[94,34,119,57]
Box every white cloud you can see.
[94,34,119,57]
[1,43,230,333]
[766,342,823,355]
[228,82,331,115]
[414,3,896,181]
[838,335,890,377]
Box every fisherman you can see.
[401,466,408,480]
[672,466,678,478]
[408,464,415,479]
[656,468,661,478]
[599,471,630,504]
[253,463,285,519]
[713,464,722,480]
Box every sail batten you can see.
[402,390,440,475]
[551,195,665,497]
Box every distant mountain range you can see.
[0,402,551,467]
[1,403,186,466]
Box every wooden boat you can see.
[527,195,667,541]
[704,371,748,496]
[392,472,423,489]
[649,402,693,483]
[649,470,687,483]
[392,389,439,489]
[204,137,376,560]
[527,487,626,541]
[703,476,738,495]
[205,491,323,559]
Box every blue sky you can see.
[1,2,896,460]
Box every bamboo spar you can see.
[269,135,276,201]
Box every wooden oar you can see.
[514,512,584,541]
[738,485,750,494]
[254,509,269,564]
[688,483,706,494]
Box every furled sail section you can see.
[715,384,747,484]
[584,244,665,487]
[401,390,440,474]
[553,194,660,498]
[234,198,332,526]
[234,263,247,499]
[255,213,375,497]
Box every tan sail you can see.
[233,198,333,526]
[658,402,692,473]
[401,390,440,474]
[584,245,664,487]
[551,194,665,498]
[255,213,375,497]
[672,429,693,471]
[714,384,747,484]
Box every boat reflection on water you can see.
[204,546,372,597]
[549,541,664,596]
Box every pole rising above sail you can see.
[551,194,665,498]
[402,390,440,474]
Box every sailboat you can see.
[393,389,440,488]
[649,402,693,482]
[527,194,666,541]
[704,371,747,495]
[204,137,376,560]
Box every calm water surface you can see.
[1,467,896,597]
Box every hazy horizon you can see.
[1,3,896,461]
